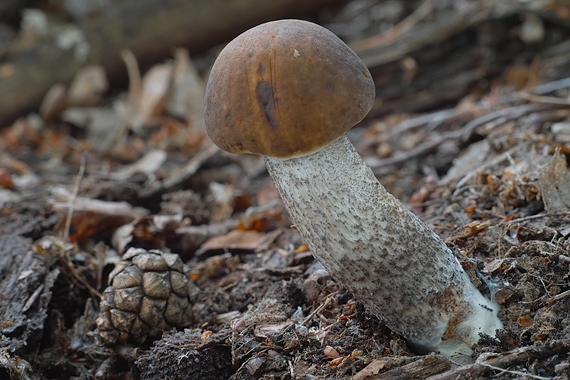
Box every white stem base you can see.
[264,134,502,355]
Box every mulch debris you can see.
[1,1,570,379]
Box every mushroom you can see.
[204,19,502,355]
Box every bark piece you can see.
[427,341,570,379]
[354,355,452,380]
[0,235,58,353]
[137,329,233,380]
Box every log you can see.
[352,3,570,118]
[0,0,343,126]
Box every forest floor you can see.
[1,0,570,379]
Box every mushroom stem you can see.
[264,134,502,355]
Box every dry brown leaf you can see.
[110,149,167,180]
[39,83,67,120]
[537,149,570,212]
[352,359,389,380]
[51,187,149,242]
[481,258,505,275]
[519,316,534,327]
[209,182,234,223]
[133,62,173,128]
[111,214,186,254]
[0,169,15,189]
[112,222,135,255]
[190,252,241,279]
[196,229,269,256]
[67,65,108,107]
[454,220,491,239]
[166,48,206,133]
[59,211,137,243]
[176,222,238,253]
[62,107,120,151]
[116,50,172,133]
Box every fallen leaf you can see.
[0,169,15,189]
[132,62,173,129]
[324,346,341,359]
[39,83,67,120]
[410,187,429,212]
[537,149,570,212]
[482,258,505,275]
[196,229,269,256]
[165,48,206,134]
[67,65,108,107]
[519,316,533,327]
[62,107,121,151]
[189,252,240,279]
[329,357,345,367]
[176,222,238,253]
[50,187,149,242]
[110,149,167,180]
[453,220,491,239]
[209,182,234,223]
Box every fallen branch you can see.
[426,341,570,380]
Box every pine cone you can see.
[97,247,199,345]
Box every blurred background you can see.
[3,1,570,379]
[3,0,570,130]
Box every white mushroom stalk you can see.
[264,134,502,355]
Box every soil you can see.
[1,1,570,379]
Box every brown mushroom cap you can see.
[204,19,375,159]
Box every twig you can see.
[21,284,45,313]
[301,291,341,326]
[477,363,552,380]
[387,75,570,143]
[459,103,550,142]
[551,289,570,301]
[451,146,521,197]
[64,151,88,241]
[427,341,570,379]
[370,102,557,173]
[510,76,570,97]
[139,143,219,199]
[354,1,488,67]
[69,265,102,299]
[369,133,451,172]
[513,92,570,105]
[388,108,456,138]
[288,359,294,379]
[497,211,570,226]
[351,0,433,52]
